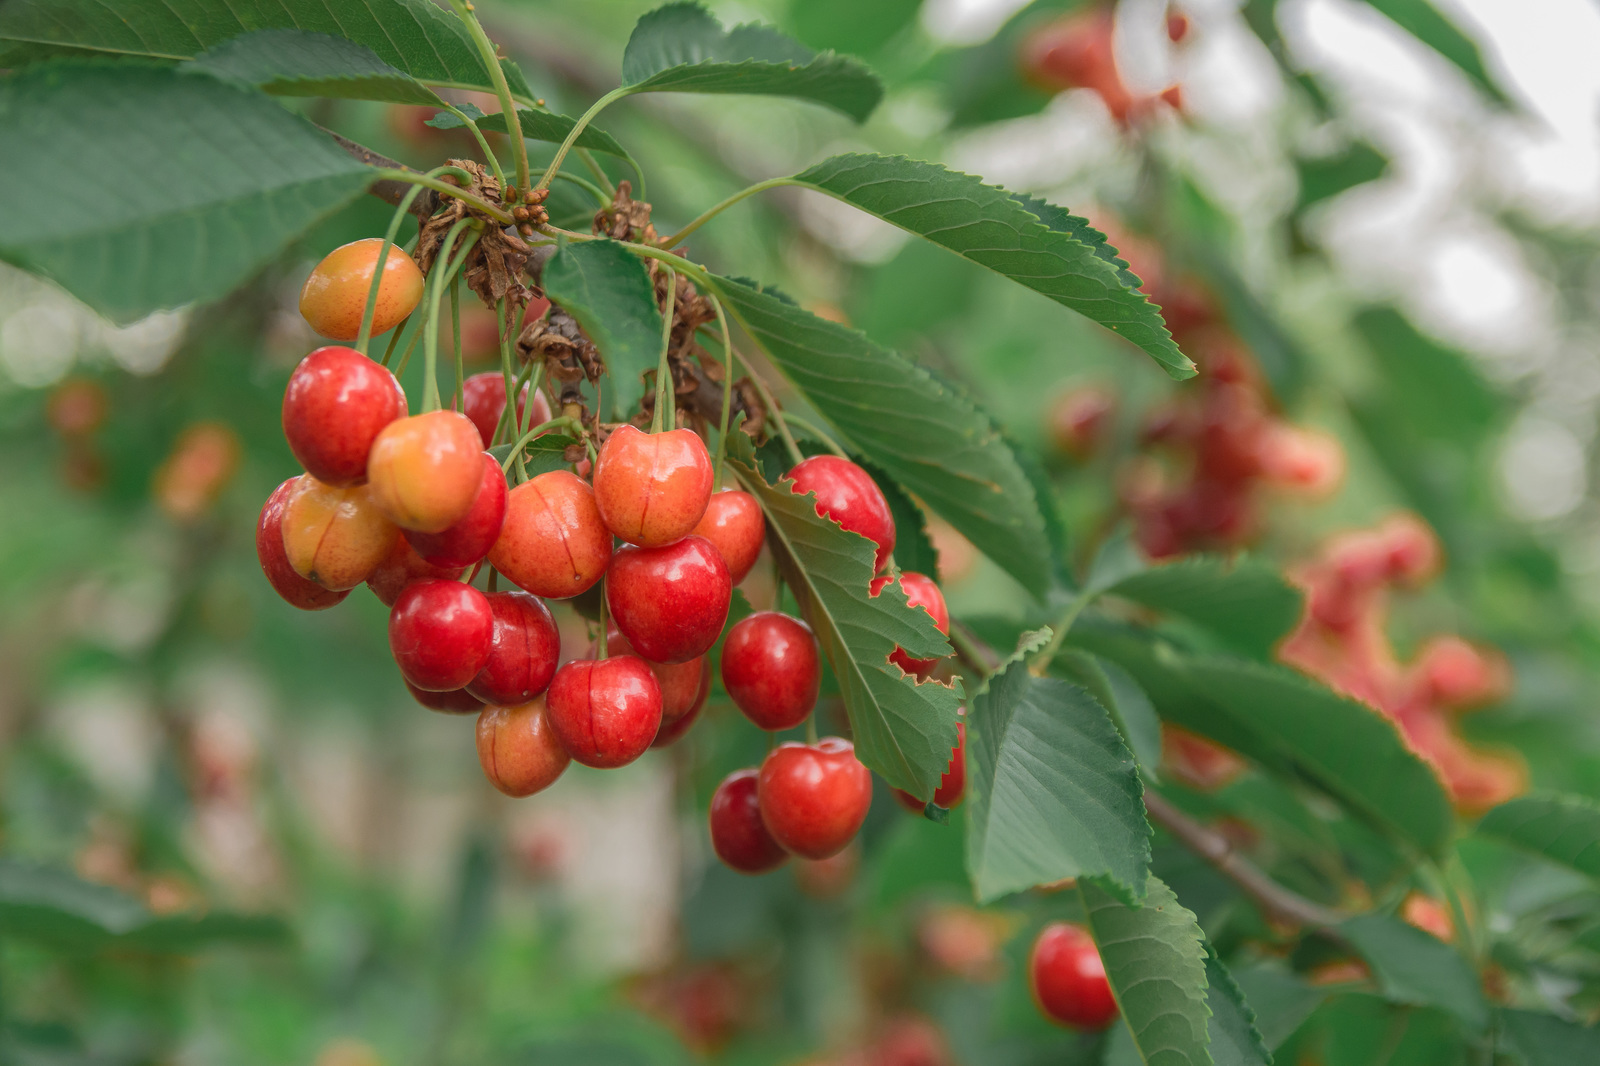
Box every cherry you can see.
[894,720,966,812]
[1048,386,1116,461]
[460,371,553,449]
[651,692,705,748]
[476,698,571,797]
[467,591,560,705]
[607,536,731,664]
[154,422,241,522]
[690,489,765,585]
[403,452,506,567]
[282,346,406,485]
[1416,636,1506,709]
[366,410,484,533]
[1029,922,1117,1030]
[489,470,613,599]
[388,578,494,691]
[720,612,820,731]
[709,769,787,874]
[545,655,663,768]
[597,629,710,728]
[757,738,872,860]
[592,425,714,547]
[406,680,483,715]
[366,536,463,607]
[256,479,350,610]
[279,473,399,591]
[786,455,896,573]
[299,238,425,341]
[870,572,950,677]
[1402,892,1456,943]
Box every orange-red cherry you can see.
[366,410,484,533]
[256,479,350,610]
[758,738,872,860]
[366,536,462,607]
[787,456,896,573]
[279,474,399,591]
[690,489,765,585]
[460,371,553,448]
[403,452,506,568]
[476,698,571,797]
[1029,923,1117,1030]
[406,680,483,715]
[894,720,966,811]
[282,346,406,486]
[606,536,731,664]
[388,578,494,691]
[596,629,710,729]
[870,572,950,678]
[592,425,714,547]
[490,470,613,599]
[710,769,788,874]
[720,612,821,731]
[467,591,560,705]
[545,656,663,769]
[299,239,425,341]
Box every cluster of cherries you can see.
[1021,6,1186,127]
[256,237,961,872]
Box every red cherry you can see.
[403,452,506,568]
[1029,923,1117,1030]
[592,425,714,547]
[597,629,710,727]
[757,738,872,860]
[282,346,406,486]
[545,655,663,768]
[477,698,571,797]
[870,572,950,678]
[689,489,765,585]
[720,612,820,731]
[366,536,463,607]
[710,769,788,874]
[388,578,494,691]
[299,239,425,342]
[786,455,896,573]
[256,479,350,610]
[405,680,483,715]
[459,371,553,449]
[489,470,612,599]
[467,591,560,705]
[366,410,485,533]
[651,689,706,748]
[606,536,731,665]
[893,720,966,811]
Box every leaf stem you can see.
[499,416,587,475]
[778,412,846,459]
[447,0,528,193]
[441,104,506,190]
[708,292,734,491]
[652,269,678,433]
[535,86,631,193]
[372,168,513,224]
[422,221,479,413]
[661,176,799,248]
[1029,592,1093,677]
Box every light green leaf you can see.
[1203,946,1272,1066]
[542,241,664,421]
[489,434,581,478]
[790,154,1193,379]
[1054,649,1162,778]
[1476,793,1600,880]
[444,108,630,159]
[189,29,441,104]
[1107,556,1303,660]
[1500,1009,1600,1066]
[621,2,882,121]
[1339,913,1487,1032]
[0,62,374,322]
[1296,140,1388,211]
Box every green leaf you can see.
[1476,793,1600,880]
[490,434,581,478]
[727,435,962,797]
[1079,873,1214,1066]
[790,154,1193,379]
[448,108,630,159]
[1359,0,1510,106]
[621,2,883,121]
[1204,946,1273,1066]
[0,62,373,322]
[1296,140,1388,211]
[1232,963,1326,1050]
[1053,649,1162,778]
[857,456,939,578]
[542,241,664,421]
[1339,914,1487,1032]
[787,0,921,55]
[1107,556,1303,660]
[1500,1009,1600,1066]
[708,273,1056,598]
[965,636,1150,902]
[188,29,441,104]
[1353,306,1501,445]
[0,0,533,99]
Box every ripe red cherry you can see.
[870,572,950,678]
[477,698,571,797]
[545,655,663,768]
[489,470,613,598]
[710,769,788,874]
[366,410,485,533]
[299,238,425,341]
[279,474,399,591]
[690,489,765,585]
[459,371,553,448]
[366,536,462,607]
[256,479,350,610]
[388,578,494,691]
[406,680,483,715]
[651,692,705,748]
[282,346,406,486]
[467,591,560,705]
[597,629,710,728]
[894,720,966,811]
[720,612,820,731]
[786,455,895,573]
[403,452,506,567]
[607,536,731,664]
[1029,923,1117,1030]
[592,425,714,547]
[758,738,873,860]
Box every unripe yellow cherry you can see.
[299,239,425,341]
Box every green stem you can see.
[598,582,610,657]
[379,317,406,368]
[535,86,631,193]
[499,416,587,475]
[450,276,465,410]
[661,176,799,248]
[357,168,451,356]
[805,714,819,746]
[652,269,678,433]
[1029,592,1093,677]
[422,221,478,413]
[372,168,513,224]
[392,313,426,379]
[708,292,734,490]
[577,148,615,197]
[552,170,611,207]
[779,412,846,459]
[493,298,516,447]
[441,104,506,190]
[735,347,801,467]
[447,0,529,193]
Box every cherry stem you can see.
[707,292,734,491]
[552,170,610,207]
[652,268,678,434]
[421,220,478,413]
[450,275,465,410]
[535,86,630,193]
[735,349,801,467]
[777,412,846,459]
[498,415,587,474]
[597,583,610,660]
[577,149,616,197]
[447,0,529,193]
[440,103,506,190]
[660,176,800,249]
[356,167,456,357]
[805,715,819,746]
[372,168,513,225]
[1029,591,1093,678]
[487,568,499,593]
[464,559,484,585]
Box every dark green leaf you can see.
[1107,556,1303,660]
[786,0,921,55]
[942,0,1085,128]
[1296,140,1388,211]
[1359,0,1510,105]
[490,434,580,478]
[120,912,290,952]
[1232,963,1326,1049]
[1053,649,1162,778]
[1476,793,1600,880]
[621,2,882,121]
[1338,914,1487,1032]
[188,29,441,104]
[0,62,373,322]
[542,241,663,420]
[966,634,1150,902]
[448,108,630,159]
[708,273,1056,598]
[791,155,1193,379]
[1500,1009,1600,1066]
[1203,946,1272,1066]
[857,456,939,578]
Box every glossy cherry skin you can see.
[282,346,406,486]
[710,769,788,874]
[650,687,706,748]
[460,371,553,449]
[388,578,494,691]
[689,489,765,585]
[720,612,821,731]
[870,572,951,678]
[406,680,483,715]
[894,720,966,811]
[592,425,715,547]
[606,536,731,665]
[367,410,485,533]
[256,479,350,610]
[280,474,399,591]
[597,629,710,727]
[299,238,425,341]
[476,698,571,797]
[1029,923,1118,1030]
[366,536,462,607]
[489,471,613,599]
[467,591,560,705]
[544,655,663,769]
[403,452,506,568]
[758,738,873,860]
[786,455,895,573]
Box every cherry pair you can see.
[709,737,872,874]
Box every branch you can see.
[320,125,439,219]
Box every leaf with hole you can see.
[189,29,442,104]
[541,241,664,421]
